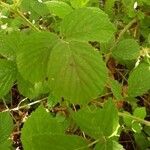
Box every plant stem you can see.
[116,18,137,44]
[118,112,150,126]
[15,9,40,32]
[2,97,47,112]
[0,1,40,32]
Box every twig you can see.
[2,97,47,112]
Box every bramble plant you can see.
[0,0,150,150]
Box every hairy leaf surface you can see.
[48,40,108,104]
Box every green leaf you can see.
[134,133,150,150]
[95,139,124,150]
[132,121,142,133]
[21,106,66,150]
[31,134,88,150]
[72,100,119,138]
[48,40,108,104]
[112,39,140,65]
[110,79,123,100]
[70,0,89,8]
[0,112,13,149]
[104,0,115,16]
[133,107,146,119]
[17,74,49,99]
[61,7,116,42]
[0,60,17,98]
[21,0,49,20]
[128,62,150,97]
[0,32,22,60]
[44,1,73,18]
[16,32,58,83]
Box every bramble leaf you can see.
[72,100,119,138]
[0,60,17,98]
[21,106,88,150]
[0,112,13,149]
[44,1,73,18]
[61,7,116,42]
[48,40,108,104]
[128,62,150,97]
[16,32,58,83]
[95,139,124,150]
[112,39,140,65]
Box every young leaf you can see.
[48,40,108,104]
[0,112,13,149]
[128,62,150,97]
[95,139,124,150]
[21,106,66,150]
[72,100,119,138]
[60,7,116,42]
[112,39,140,65]
[44,1,73,18]
[0,60,16,98]
[16,32,58,83]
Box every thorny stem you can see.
[0,1,40,32]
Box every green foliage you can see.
[48,41,108,104]
[0,0,150,149]
[61,7,116,42]
[21,106,88,150]
[72,100,119,138]
[112,39,140,65]
[0,112,13,149]
[95,139,124,150]
[128,62,150,97]
[0,60,16,98]
[44,1,73,18]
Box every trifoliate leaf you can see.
[0,60,17,98]
[61,7,116,42]
[128,62,150,97]
[72,100,119,138]
[44,1,73,18]
[48,40,108,104]
[0,112,13,149]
